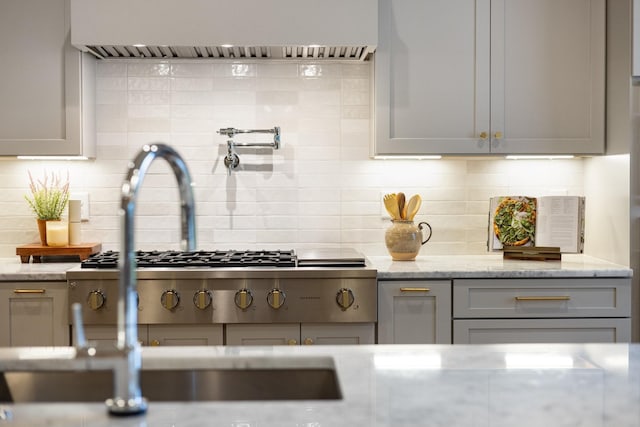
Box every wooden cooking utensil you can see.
[396,192,406,219]
[405,194,422,220]
[383,193,401,220]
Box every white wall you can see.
[0,59,587,258]
[583,155,630,265]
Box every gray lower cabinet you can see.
[225,323,375,346]
[377,280,452,344]
[73,325,148,347]
[147,325,223,346]
[453,318,630,344]
[74,324,223,346]
[452,278,632,344]
[0,282,69,346]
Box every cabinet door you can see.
[0,282,68,346]
[225,324,301,346]
[453,318,631,344]
[74,325,148,347]
[301,323,375,345]
[148,324,223,346]
[374,0,491,155]
[0,0,95,156]
[490,0,605,154]
[378,281,452,344]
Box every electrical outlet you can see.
[70,192,90,221]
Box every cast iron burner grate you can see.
[81,250,297,269]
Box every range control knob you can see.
[87,290,105,310]
[234,289,253,310]
[193,290,213,310]
[267,289,286,309]
[160,290,180,310]
[336,288,355,310]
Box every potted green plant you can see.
[24,170,70,245]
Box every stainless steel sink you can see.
[0,368,341,402]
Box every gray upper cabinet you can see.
[0,0,95,157]
[374,0,605,156]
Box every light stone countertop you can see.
[0,257,78,281]
[369,253,632,279]
[0,254,632,282]
[0,343,639,426]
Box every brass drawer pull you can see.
[13,289,46,294]
[515,296,570,301]
[400,287,430,292]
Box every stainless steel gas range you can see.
[66,248,377,346]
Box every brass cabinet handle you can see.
[303,337,314,345]
[514,296,570,301]
[150,340,160,346]
[494,131,503,139]
[479,131,488,139]
[13,289,46,294]
[287,339,298,345]
[400,287,430,292]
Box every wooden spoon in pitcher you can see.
[383,193,401,220]
[397,192,406,219]
[405,194,422,220]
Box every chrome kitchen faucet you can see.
[113,143,196,414]
[71,144,197,415]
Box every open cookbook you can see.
[488,196,585,253]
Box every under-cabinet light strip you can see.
[505,155,575,160]
[16,156,89,161]
[373,155,442,160]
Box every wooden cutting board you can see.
[16,243,102,263]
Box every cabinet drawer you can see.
[453,318,631,344]
[453,278,631,318]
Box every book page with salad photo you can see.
[488,195,585,253]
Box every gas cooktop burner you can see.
[81,250,297,269]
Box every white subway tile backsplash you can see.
[299,91,340,106]
[256,63,298,78]
[128,62,171,77]
[127,105,170,118]
[97,62,127,77]
[171,77,214,91]
[170,63,213,77]
[128,91,170,105]
[97,77,128,92]
[213,63,258,78]
[341,64,370,78]
[256,91,299,105]
[342,106,370,120]
[299,63,342,78]
[172,91,215,105]
[96,104,128,132]
[209,91,256,105]
[0,58,588,257]
[215,77,258,91]
[128,77,170,91]
[129,118,171,133]
[298,229,341,243]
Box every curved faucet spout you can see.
[110,143,197,415]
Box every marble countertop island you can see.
[0,343,639,426]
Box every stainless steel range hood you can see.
[70,0,377,61]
